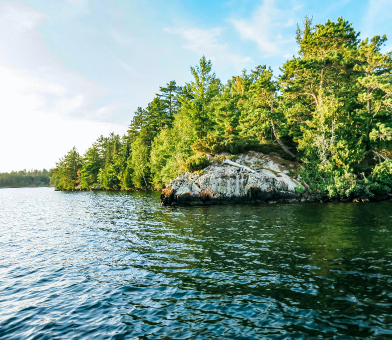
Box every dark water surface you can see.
[1,188,392,339]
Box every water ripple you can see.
[1,188,392,339]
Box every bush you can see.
[191,136,249,154]
[180,155,210,172]
[294,185,304,193]
[370,160,392,187]
[300,159,392,199]
[191,135,293,157]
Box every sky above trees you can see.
[1,0,391,172]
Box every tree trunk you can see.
[270,120,296,159]
[142,174,148,187]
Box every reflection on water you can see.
[1,188,392,339]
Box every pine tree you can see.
[179,56,221,139]
[240,66,296,158]
[356,36,392,162]
[157,80,182,127]
[80,145,102,189]
[50,147,82,190]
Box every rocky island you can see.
[160,151,314,206]
[50,18,392,202]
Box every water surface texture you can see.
[1,188,392,339]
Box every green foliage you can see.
[370,123,392,142]
[80,145,102,189]
[96,133,123,190]
[179,55,221,139]
[212,73,249,139]
[180,155,210,172]
[0,169,50,188]
[370,160,392,188]
[150,128,182,189]
[130,135,150,188]
[50,147,82,190]
[51,19,392,199]
[157,80,182,126]
[191,135,248,154]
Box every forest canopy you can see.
[50,17,392,199]
[0,170,50,188]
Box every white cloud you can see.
[0,63,128,172]
[115,57,147,79]
[54,95,85,116]
[164,27,252,71]
[0,2,126,171]
[363,0,392,38]
[164,27,227,54]
[0,2,116,121]
[359,0,392,53]
[0,66,65,96]
[1,1,47,32]
[111,30,134,45]
[83,103,125,122]
[230,0,299,56]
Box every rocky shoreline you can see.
[160,151,392,206]
[160,151,307,206]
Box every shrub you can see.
[180,155,210,172]
[370,160,392,187]
[294,185,304,193]
[191,136,250,154]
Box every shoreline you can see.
[161,191,392,206]
[0,186,51,189]
[49,187,392,205]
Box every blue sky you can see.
[1,0,392,171]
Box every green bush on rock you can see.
[181,155,210,172]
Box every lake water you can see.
[1,188,392,339]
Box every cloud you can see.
[0,66,65,96]
[1,1,47,32]
[0,63,127,172]
[115,57,147,79]
[91,103,124,121]
[111,30,133,45]
[230,0,300,56]
[0,2,127,171]
[360,0,392,53]
[164,27,253,71]
[0,2,118,121]
[164,27,227,54]
[363,0,392,39]
[0,1,126,124]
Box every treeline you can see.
[51,17,392,198]
[0,170,50,188]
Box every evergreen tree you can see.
[130,135,150,188]
[280,17,361,143]
[356,36,392,161]
[80,145,102,189]
[239,66,295,158]
[157,80,182,126]
[128,107,145,142]
[50,17,392,199]
[0,169,50,188]
[179,56,221,139]
[50,147,82,190]
[213,74,248,139]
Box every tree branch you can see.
[271,119,296,159]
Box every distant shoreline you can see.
[0,186,52,189]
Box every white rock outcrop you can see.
[161,151,307,206]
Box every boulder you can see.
[161,151,307,206]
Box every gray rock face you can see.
[161,151,307,206]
